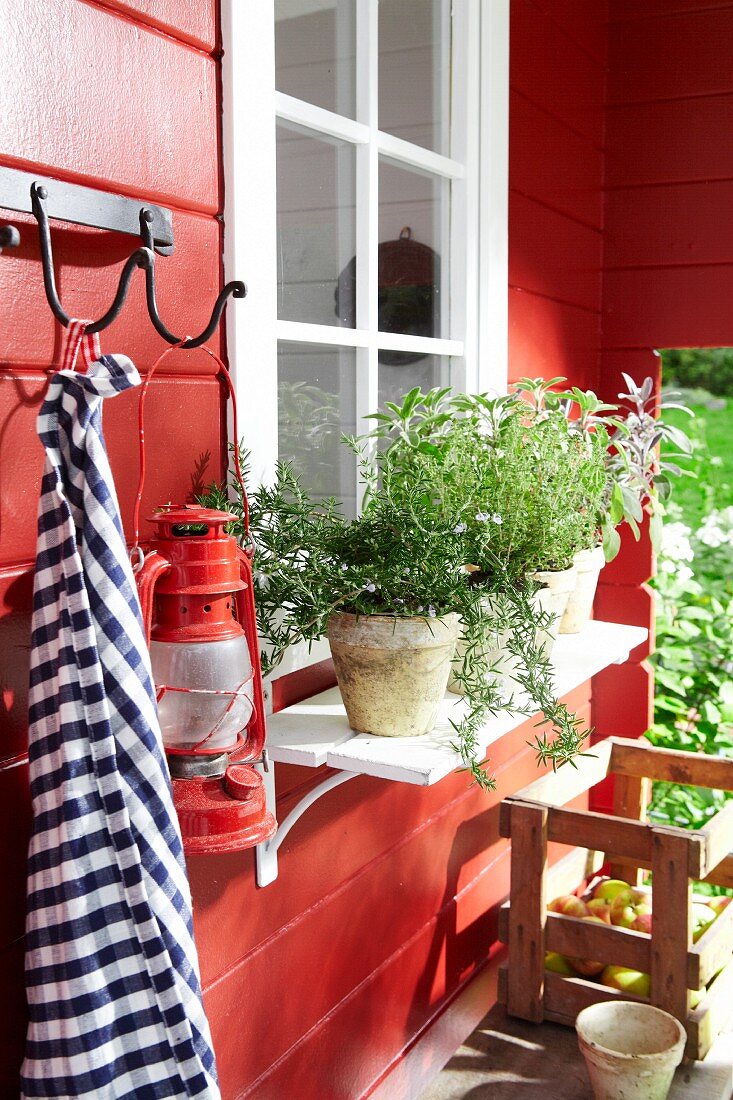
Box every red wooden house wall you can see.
[5,0,712,1096]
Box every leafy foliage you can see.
[663,347,733,397]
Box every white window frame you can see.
[221,0,508,681]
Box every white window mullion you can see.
[222,0,279,488]
[275,92,369,145]
[376,132,465,180]
[355,0,379,513]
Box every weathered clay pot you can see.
[528,564,578,656]
[560,545,605,634]
[576,1001,685,1100]
[327,612,459,737]
[447,592,544,698]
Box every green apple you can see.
[545,951,575,976]
[692,902,716,943]
[592,878,632,903]
[610,895,652,930]
[601,965,651,998]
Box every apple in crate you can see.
[568,916,608,978]
[545,952,575,976]
[601,965,651,998]
[692,902,716,943]
[610,893,652,932]
[591,878,632,903]
[586,898,613,924]
[547,895,590,918]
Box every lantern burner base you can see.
[168,751,228,779]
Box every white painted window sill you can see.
[265,620,648,788]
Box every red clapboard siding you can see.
[0,760,31,952]
[603,265,733,348]
[0,0,218,213]
[189,688,590,990]
[531,0,608,62]
[0,212,223,374]
[97,0,218,52]
[509,288,601,389]
[605,96,733,189]
[592,661,656,741]
[610,0,733,22]
[0,939,26,1099]
[607,6,733,105]
[511,0,606,145]
[604,180,733,270]
[509,191,603,312]
[0,569,34,763]
[0,375,224,567]
[510,92,605,231]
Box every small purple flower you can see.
[492,513,503,525]
[475,511,489,522]
[427,605,437,618]
[363,580,376,593]
[340,563,348,571]
[453,522,467,534]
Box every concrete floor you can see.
[419,1004,733,1100]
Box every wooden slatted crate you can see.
[497,737,733,1060]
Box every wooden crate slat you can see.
[651,829,692,1026]
[700,802,733,878]
[546,805,651,863]
[609,772,650,885]
[509,740,613,807]
[702,853,733,890]
[545,911,651,974]
[610,738,733,792]
[507,801,548,1023]
[543,969,647,1019]
[686,955,733,1061]
[688,899,733,989]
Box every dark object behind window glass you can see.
[335,227,440,365]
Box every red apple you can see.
[591,878,632,903]
[601,965,651,998]
[548,895,590,918]
[586,898,613,924]
[568,916,607,978]
[631,909,653,934]
[610,895,652,930]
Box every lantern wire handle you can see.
[130,341,251,568]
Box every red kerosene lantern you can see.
[135,504,276,853]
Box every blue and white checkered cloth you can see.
[23,327,220,1099]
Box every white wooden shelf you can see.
[255,620,648,885]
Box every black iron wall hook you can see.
[0,170,246,349]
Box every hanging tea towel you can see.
[23,322,220,1100]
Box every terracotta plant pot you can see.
[560,545,605,635]
[528,564,578,656]
[576,1001,685,1100]
[327,612,459,737]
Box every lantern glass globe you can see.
[151,635,254,752]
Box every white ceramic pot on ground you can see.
[576,1000,686,1100]
[327,612,459,737]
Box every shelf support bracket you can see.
[254,763,358,887]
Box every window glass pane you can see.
[275,0,356,118]
[378,0,450,155]
[378,159,447,342]
[278,342,357,518]
[277,124,356,327]
[378,354,449,409]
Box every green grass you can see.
[663,404,733,527]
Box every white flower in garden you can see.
[341,563,348,571]
[698,508,733,548]
[660,521,694,563]
[427,605,437,618]
[492,513,503,525]
[475,511,490,522]
[677,564,694,585]
[363,580,376,593]
[453,522,468,534]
